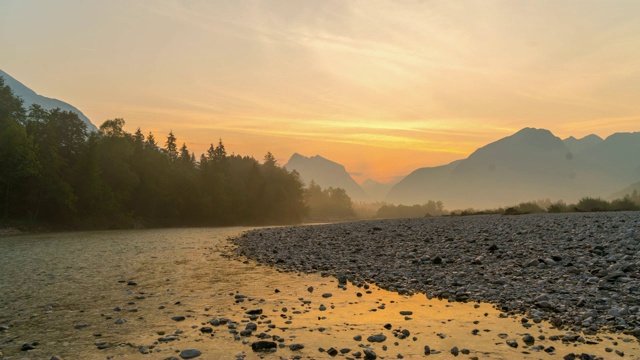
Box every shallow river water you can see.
[0,227,638,359]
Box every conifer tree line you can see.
[0,77,311,229]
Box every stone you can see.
[367,334,387,343]
[251,341,277,351]
[424,345,431,355]
[363,348,377,359]
[523,334,535,345]
[179,349,202,359]
[289,343,304,351]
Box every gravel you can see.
[234,212,640,337]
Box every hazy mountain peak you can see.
[0,69,97,131]
[563,133,603,154]
[284,153,368,201]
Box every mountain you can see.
[610,181,640,200]
[361,178,402,202]
[386,127,640,209]
[284,153,368,201]
[0,69,97,131]
[563,134,602,154]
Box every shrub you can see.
[575,197,610,212]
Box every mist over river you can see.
[0,226,638,359]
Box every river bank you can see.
[234,212,640,340]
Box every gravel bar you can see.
[234,212,640,338]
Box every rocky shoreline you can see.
[234,212,640,339]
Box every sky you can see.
[1,0,639,183]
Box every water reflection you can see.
[0,228,638,359]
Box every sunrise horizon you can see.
[2,0,639,183]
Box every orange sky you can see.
[1,1,639,183]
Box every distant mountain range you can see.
[0,69,97,131]
[386,127,640,209]
[286,127,640,210]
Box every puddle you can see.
[0,228,638,359]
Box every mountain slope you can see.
[386,128,640,209]
[284,153,368,201]
[0,69,97,131]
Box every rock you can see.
[158,335,179,342]
[200,326,213,333]
[179,349,202,359]
[74,322,89,329]
[367,334,387,342]
[354,334,362,341]
[363,348,377,359]
[399,311,413,316]
[245,309,263,315]
[424,345,431,355]
[322,293,333,298]
[506,339,518,348]
[289,343,304,351]
[115,318,126,324]
[327,347,339,356]
[21,343,36,351]
[451,346,459,356]
[50,356,64,360]
[172,316,186,321]
[523,334,535,345]
[251,341,277,351]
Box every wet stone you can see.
[367,334,387,343]
[327,347,339,356]
[363,348,377,359]
[251,341,277,352]
[179,349,202,359]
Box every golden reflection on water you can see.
[0,228,638,359]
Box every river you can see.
[0,227,638,359]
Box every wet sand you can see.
[0,227,638,359]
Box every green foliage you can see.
[503,201,546,215]
[575,197,610,212]
[376,200,445,219]
[609,196,640,211]
[547,200,571,213]
[303,181,355,221]
[0,80,306,229]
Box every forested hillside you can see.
[0,77,306,229]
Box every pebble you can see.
[367,334,387,343]
[363,348,377,359]
[233,212,640,334]
[251,341,277,351]
[179,349,202,359]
